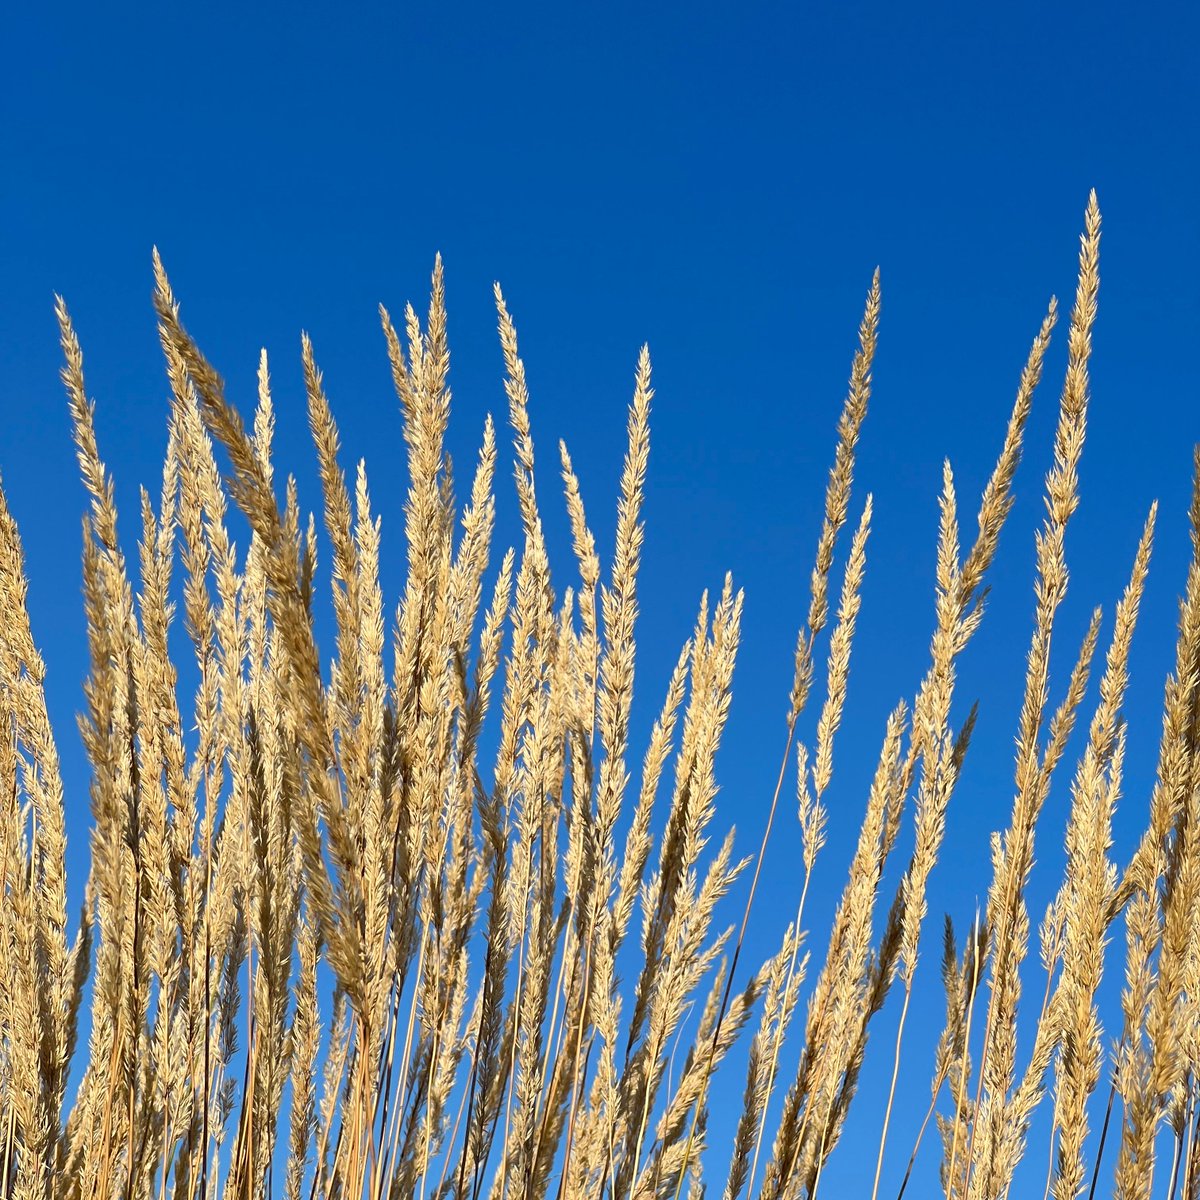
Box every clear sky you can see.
[3,0,1198,1193]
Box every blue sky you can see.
[3,0,1198,1193]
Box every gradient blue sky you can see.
[3,0,1198,1193]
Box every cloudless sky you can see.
[3,0,1198,1193]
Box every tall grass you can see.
[1,193,1197,1200]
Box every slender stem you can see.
[1,1101,16,1200]
[808,1096,837,1200]
[780,977,839,1195]
[553,932,596,1192]
[434,1023,479,1200]
[1085,1079,1117,1200]
[871,986,913,1200]
[496,927,529,1200]
[1169,1114,1187,1200]
[309,1024,350,1200]
[672,717,799,1200]
[894,1066,947,1200]
[1179,1083,1198,1200]
[946,924,983,1200]
[1039,938,1063,1200]
[376,923,430,1200]
[455,932,497,1200]
[1184,1100,1200,1200]
[371,976,407,1200]
[415,1019,444,1200]
[158,1090,175,1200]
[747,867,814,1200]
[1042,1119,1057,1200]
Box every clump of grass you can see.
[0,193,1197,1200]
